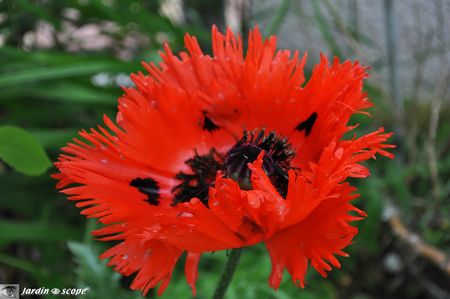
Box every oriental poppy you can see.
[54,26,394,295]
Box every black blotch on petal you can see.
[295,112,318,136]
[130,177,160,206]
[202,112,220,132]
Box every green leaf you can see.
[68,242,143,299]
[0,252,44,275]
[0,126,52,176]
[29,82,117,105]
[0,62,125,88]
[311,0,343,58]
[15,0,61,29]
[0,220,81,244]
[266,0,291,36]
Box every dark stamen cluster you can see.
[225,130,294,196]
[172,130,295,205]
[172,149,223,205]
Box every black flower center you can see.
[172,129,294,206]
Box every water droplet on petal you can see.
[150,223,161,233]
[179,212,194,218]
[248,195,261,209]
[212,201,219,207]
[335,147,344,159]
[100,159,108,164]
[122,254,128,260]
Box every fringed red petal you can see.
[54,26,394,295]
[185,252,201,296]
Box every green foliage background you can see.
[0,1,449,298]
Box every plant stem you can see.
[212,248,243,299]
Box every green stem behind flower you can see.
[212,248,243,299]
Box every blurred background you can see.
[0,0,449,298]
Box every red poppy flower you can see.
[54,26,394,295]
